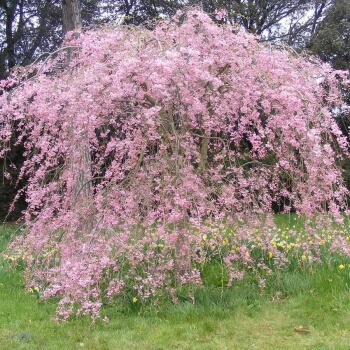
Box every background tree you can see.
[309,0,350,70]
[0,0,61,80]
[96,0,186,25]
[188,0,332,47]
[0,0,103,80]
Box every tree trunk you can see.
[62,0,93,230]
[62,0,82,34]
[5,0,17,71]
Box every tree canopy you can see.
[1,9,348,319]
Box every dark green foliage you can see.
[309,0,350,70]
[0,143,26,222]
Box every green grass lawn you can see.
[2,222,350,350]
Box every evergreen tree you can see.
[309,0,350,70]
